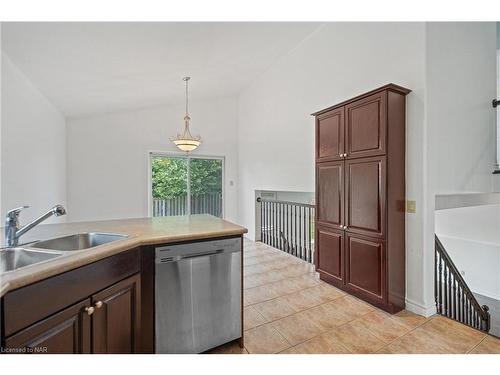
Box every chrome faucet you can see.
[4,205,67,247]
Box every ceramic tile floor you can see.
[208,239,500,354]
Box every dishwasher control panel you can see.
[155,237,241,263]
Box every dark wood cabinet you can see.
[313,84,409,313]
[92,274,141,354]
[316,225,344,287]
[316,108,345,162]
[345,233,385,304]
[345,91,386,159]
[4,299,91,354]
[345,156,386,238]
[1,249,142,354]
[316,161,344,230]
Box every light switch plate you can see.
[406,200,416,213]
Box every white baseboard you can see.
[405,298,437,317]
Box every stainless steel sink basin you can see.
[30,232,129,251]
[0,248,62,273]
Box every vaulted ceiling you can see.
[2,22,321,118]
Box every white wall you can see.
[436,204,500,300]
[426,23,497,195]
[1,54,67,223]
[66,96,239,223]
[237,22,428,313]
[423,22,498,316]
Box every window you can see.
[149,153,224,217]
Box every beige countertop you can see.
[0,215,247,297]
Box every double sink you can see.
[1,232,128,273]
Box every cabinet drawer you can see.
[3,248,140,337]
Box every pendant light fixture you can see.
[170,76,202,152]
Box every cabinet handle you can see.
[95,301,103,309]
[84,306,95,316]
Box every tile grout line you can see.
[244,291,349,331]
[374,315,436,353]
[465,334,488,354]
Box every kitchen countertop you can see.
[0,214,247,297]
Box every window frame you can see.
[147,151,226,218]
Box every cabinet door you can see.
[345,156,386,238]
[345,233,386,303]
[316,225,344,287]
[345,91,386,159]
[316,161,344,230]
[316,108,344,162]
[92,274,141,354]
[4,299,91,354]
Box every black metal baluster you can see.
[265,201,269,245]
[444,262,448,316]
[293,205,297,257]
[272,202,276,248]
[284,204,288,253]
[274,202,279,248]
[260,200,264,242]
[450,272,457,319]
[307,207,313,263]
[438,253,442,314]
[278,202,281,251]
[303,206,307,262]
[298,206,302,260]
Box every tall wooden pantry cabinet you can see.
[313,84,410,313]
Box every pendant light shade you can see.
[170,77,202,152]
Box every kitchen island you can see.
[0,215,247,354]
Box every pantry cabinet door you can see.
[345,92,386,159]
[316,161,344,230]
[316,225,344,287]
[316,108,345,162]
[345,156,386,238]
[345,233,386,304]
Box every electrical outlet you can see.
[406,200,416,213]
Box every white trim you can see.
[405,297,437,318]
[147,151,225,218]
[496,49,500,171]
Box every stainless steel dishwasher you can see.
[155,237,242,353]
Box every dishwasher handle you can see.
[181,249,223,260]
[158,249,224,263]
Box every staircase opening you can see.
[435,194,500,335]
[435,234,491,332]
[255,190,315,263]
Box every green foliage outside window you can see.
[152,157,222,199]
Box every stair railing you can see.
[435,234,490,332]
[257,197,315,263]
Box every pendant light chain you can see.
[184,76,189,118]
[170,76,201,152]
